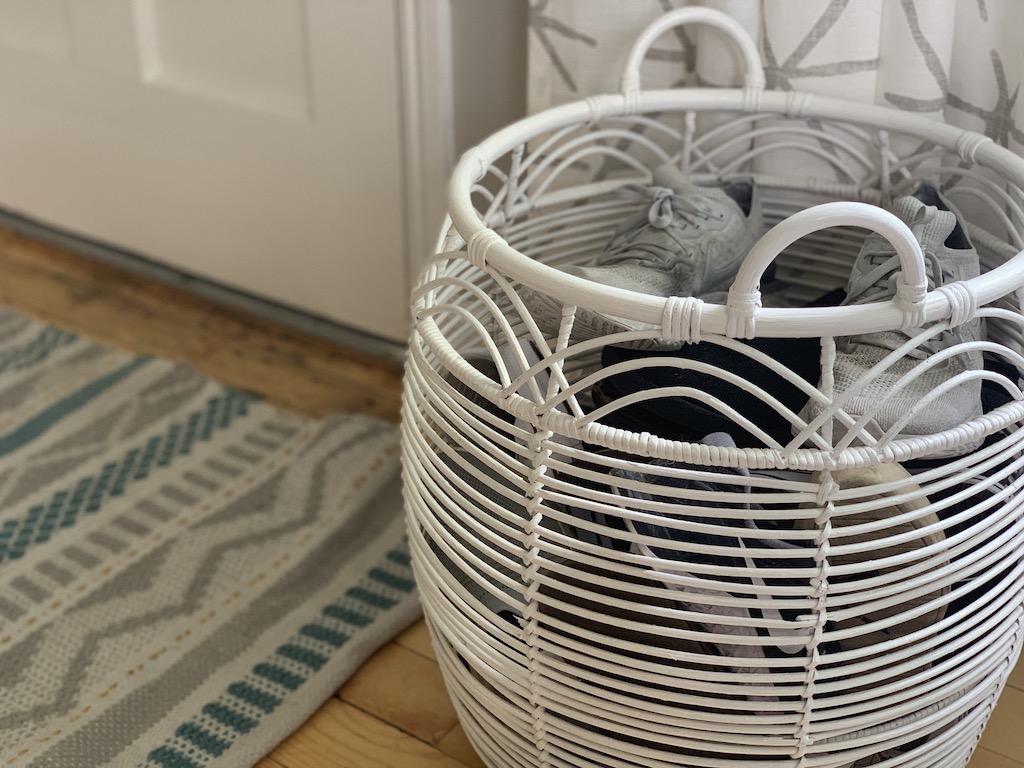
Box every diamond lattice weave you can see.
[0,308,419,767]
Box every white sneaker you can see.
[800,184,983,453]
[521,164,765,350]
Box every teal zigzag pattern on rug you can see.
[0,356,151,460]
[0,307,419,768]
[0,385,254,563]
[0,326,77,373]
[141,545,416,768]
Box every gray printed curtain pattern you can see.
[527,0,1024,155]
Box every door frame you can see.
[398,0,456,294]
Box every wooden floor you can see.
[0,225,1021,768]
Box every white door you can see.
[0,0,414,342]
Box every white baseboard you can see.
[0,208,408,364]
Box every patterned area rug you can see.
[0,308,420,767]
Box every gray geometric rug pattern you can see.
[0,308,419,767]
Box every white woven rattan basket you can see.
[401,9,1024,767]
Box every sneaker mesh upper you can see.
[519,164,765,349]
[807,188,983,445]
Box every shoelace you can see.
[596,184,714,266]
[843,248,959,359]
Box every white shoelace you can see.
[842,248,959,359]
[597,184,714,266]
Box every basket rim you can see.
[448,87,1024,341]
[413,314,1024,470]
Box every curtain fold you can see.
[527,0,1024,154]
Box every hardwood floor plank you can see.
[266,700,468,768]
[394,617,437,661]
[968,746,1024,767]
[980,686,1024,763]
[0,228,403,422]
[1009,653,1023,692]
[436,723,487,768]
[338,642,459,744]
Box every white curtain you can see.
[527,0,1024,156]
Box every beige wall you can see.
[449,0,528,155]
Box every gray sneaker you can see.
[521,164,765,350]
[800,184,983,453]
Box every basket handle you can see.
[620,7,765,105]
[724,202,929,338]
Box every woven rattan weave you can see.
[402,9,1024,767]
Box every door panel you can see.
[135,0,311,118]
[0,0,409,341]
[0,0,72,57]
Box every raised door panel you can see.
[0,0,409,341]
